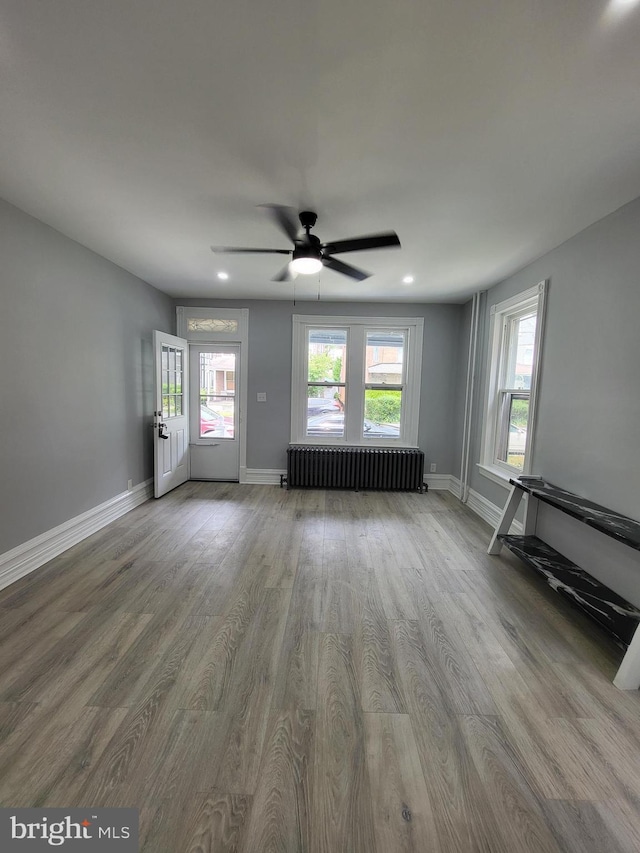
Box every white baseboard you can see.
[426,473,455,492]
[448,476,462,499]
[0,480,153,592]
[450,478,523,535]
[428,473,522,535]
[244,468,287,485]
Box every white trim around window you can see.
[479,281,547,486]
[291,315,423,447]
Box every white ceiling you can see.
[1,0,640,303]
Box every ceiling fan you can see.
[211,205,401,282]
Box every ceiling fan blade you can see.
[322,255,371,281]
[272,263,294,282]
[211,246,291,255]
[321,231,401,255]
[258,204,300,243]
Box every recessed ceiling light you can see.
[217,271,229,280]
[604,0,639,21]
[402,275,414,284]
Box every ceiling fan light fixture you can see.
[291,257,323,275]
[291,246,323,275]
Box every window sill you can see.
[476,463,515,488]
[290,439,418,449]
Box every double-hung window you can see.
[291,315,423,447]
[480,282,546,481]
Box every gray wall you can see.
[0,198,174,554]
[176,298,464,472]
[466,196,640,604]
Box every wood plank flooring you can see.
[1,482,640,852]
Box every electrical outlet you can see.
[257,392,267,402]
[429,463,437,473]
[127,478,133,491]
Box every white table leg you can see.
[487,484,523,555]
[614,623,640,690]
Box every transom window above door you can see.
[187,317,239,334]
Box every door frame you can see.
[176,306,249,483]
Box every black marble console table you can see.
[488,477,640,690]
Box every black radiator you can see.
[285,446,425,492]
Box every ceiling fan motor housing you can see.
[299,210,318,229]
[295,213,322,261]
[293,241,322,263]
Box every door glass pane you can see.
[199,352,236,438]
[161,346,169,394]
[365,330,404,385]
[175,349,182,394]
[363,389,401,439]
[161,345,184,419]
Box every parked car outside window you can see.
[306,397,342,415]
[200,404,226,436]
[306,412,399,438]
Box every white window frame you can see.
[291,315,423,447]
[479,281,547,486]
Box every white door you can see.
[189,344,240,481]
[153,330,189,498]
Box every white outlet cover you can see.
[257,392,267,402]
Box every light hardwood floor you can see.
[1,483,639,852]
